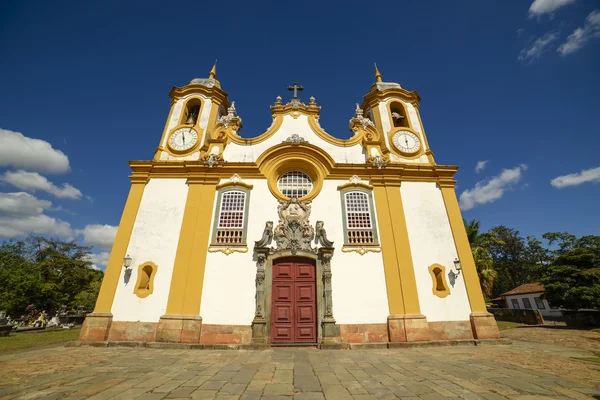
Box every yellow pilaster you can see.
[439,184,487,313]
[94,177,147,313]
[373,185,405,315]
[165,178,218,316]
[385,184,422,315]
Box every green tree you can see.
[464,219,499,299]
[540,233,600,310]
[0,236,104,316]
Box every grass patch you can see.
[496,321,526,330]
[0,328,81,353]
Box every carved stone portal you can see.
[252,199,339,344]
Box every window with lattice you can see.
[214,190,247,245]
[343,191,377,245]
[277,171,313,199]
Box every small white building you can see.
[500,283,562,318]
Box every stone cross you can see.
[287,82,304,99]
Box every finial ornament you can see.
[374,63,382,83]
[208,61,217,79]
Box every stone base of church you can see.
[470,312,501,339]
[339,323,388,343]
[79,316,500,344]
[201,324,252,344]
[79,312,113,341]
[387,314,431,342]
[428,321,474,341]
[155,315,203,343]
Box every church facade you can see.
[80,65,500,346]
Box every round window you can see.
[277,171,313,198]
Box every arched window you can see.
[134,262,157,298]
[182,98,202,126]
[341,190,378,246]
[389,101,409,128]
[277,171,313,199]
[211,189,251,246]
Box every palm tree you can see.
[464,219,499,299]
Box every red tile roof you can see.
[500,283,545,297]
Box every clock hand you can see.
[182,132,185,145]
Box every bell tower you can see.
[153,63,230,162]
[362,65,435,165]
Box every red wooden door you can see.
[271,258,316,343]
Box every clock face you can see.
[393,131,421,154]
[169,128,198,152]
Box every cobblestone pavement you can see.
[1,340,599,399]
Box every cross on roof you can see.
[287,82,304,99]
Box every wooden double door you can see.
[270,257,317,343]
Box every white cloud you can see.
[475,160,489,174]
[550,166,600,188]
[529,0,576,17]
[0,128,70,174]
[0,214,73,238]
[1,170,82,199]
[519,31,559,62]
[76,224,118,251]
[0,192,52,217]
[86,251,111,270]
[557,10,600,56]
[459,164,528,211]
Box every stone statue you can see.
[254,221,273,248]
[315,221,334,248]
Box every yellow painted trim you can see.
[385,185,422,314]
[336,181,374,191]
[439,185,487,312]
[154,102,177,161]
[93,180,147,313]
[133,261,158,298]
[373,186,404,315]
[207,246,248,255]
[165,181,217,316]
[306,116,363,147]
[428,263,450,298]
[257,143,335,202]
[215,180,254,190]
[341,246,381,255]
[413,105,433,155]
[225,115,284,145]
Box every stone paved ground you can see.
[1,339,599,399]
[500,325,600,352]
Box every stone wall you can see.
[488,308,544,325]
[561,311,600,328]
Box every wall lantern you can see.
[448,257,462,287]
[123,254,133,285]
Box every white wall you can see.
[222,114,365,164]
[312,180,390,324]
[401,182,472,322]
[200,179,279,325]
[111,179,188,322]
[505,294,562,318]
[200,178,390,325]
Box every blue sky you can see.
[1,0,599,269]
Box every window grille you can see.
[511,299,520,309]
[344,191,375,245]
[277,171,313,198]
[215,191,246,245]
